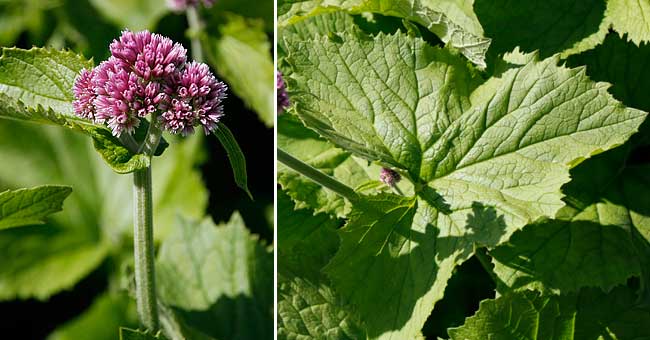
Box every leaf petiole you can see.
[277,148,359,203]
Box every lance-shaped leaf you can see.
[213,122,252,199]
[277,191,367,340]
[0,185,72,230]
[0,47,153,173]
[448,287,650,339]
[156,213,273,339]
[278,0,491,67]
[285,31,647,338]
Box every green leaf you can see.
[208,0,273,32]
[0,185,72,230]
[0,47,95,129]
[119,328,164,340]
[205,14,274,127]
[48,293,137,340]
[490,219,642,294]
[278,114,388,217]
[448,287,650,339]
[0,122,207,300]
[213,122,252,199]
[474,0,610,59]
[284,30,647,338]
[277,190,367,340]
[85,127,150,174]
[156,213,272,339]
[278,0,491,67]
[606,0,650,45]
[0,47,156,173]
[88,0,168,31]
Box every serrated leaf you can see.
[48,293,137,340]
[0,47,157,173]
[0,122,207,300]
[277,191,367,340]
[474,0,610,59]
[156,213,272,339]
[213,122,252,199]
[490,219,642,294]
[88,0,168,31]
[119,328,164,340]
[278,0,491,67]
[492,148,650,295]
[448,287,650,340]
[606,0,650,45]
[0,47,95,129]
[0,185,71,230]
[284,31,647,338]
[85,127,150,174]
[205,14,274,127]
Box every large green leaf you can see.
[474,0,610,59]
[88,0,168,31]
[448,287,650,339]
[205,14,274,127]
[491,145,650,295]
[277,191,367,340]
[48,293,137,340]
[284,30,647,339]
[0,185,71,230]
[278,0,491,67]
[156,213,273,339]
[0,121,207,300]
[606,0,650,45]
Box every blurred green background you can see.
[0,0,273,338]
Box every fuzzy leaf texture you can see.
[0,185,71,230]
[156,213,273,339]
[277,191,367,339]
[283,30,647,339]
[0,47,155,173]
[278,0,491,67]
[448,287,650,340]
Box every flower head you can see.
[167,0,215,11]
[160,61,227,135]
[72,30,227,137]
[72,68,97,121]
[380,168,401,186]
[277,71,290,113]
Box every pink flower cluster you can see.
[276,71,290,113]
[73,30,227,137]
[167,0,215,11]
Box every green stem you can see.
[133,166,159,331]
[132,120,163,330]
[277,148,359,203]
[475,247,502,296]
[186,6,204,63]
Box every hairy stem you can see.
[277,148,359,203]
[133,166,159,330]
[186,6,204,62]
[475,247,502,295]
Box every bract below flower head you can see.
[160,61,227,136]
[167,0,215,11]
